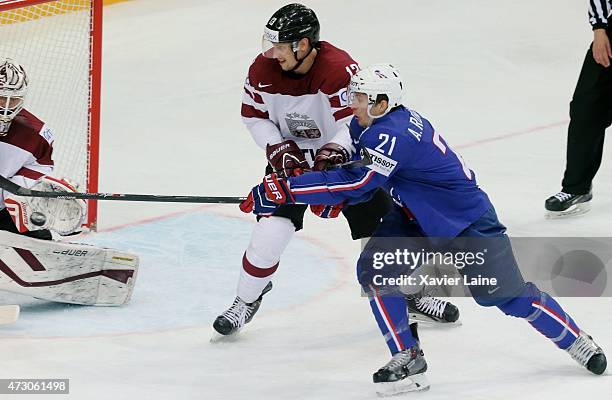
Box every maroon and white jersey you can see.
[241,41,359,164]
[0,109,54,210]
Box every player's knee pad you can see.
[496,282,541,318]
[245,216,295,268]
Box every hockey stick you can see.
[0,149,372,204]
[0,305,20,325]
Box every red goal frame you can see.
[0,0,102,229]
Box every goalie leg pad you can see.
[0,231,138,306]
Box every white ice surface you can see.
[1,0,611,399]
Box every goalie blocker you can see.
[0,231,138,306]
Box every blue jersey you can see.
[288,106,492,237]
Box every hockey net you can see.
[0,0,101,229]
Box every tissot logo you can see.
[371,154,395,168]
[366,147,397,177]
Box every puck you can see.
[30,212,47,226]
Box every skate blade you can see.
[408,312,462,327]
[0,305,20,325]
[209,327,242,343]
[546,202,591,219]
[375,373,430,397]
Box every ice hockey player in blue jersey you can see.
[242,64,607,396]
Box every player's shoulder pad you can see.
[313,42,359,96]
[6,109,54,164]
[246,54,278,89]
[11,109,54,146]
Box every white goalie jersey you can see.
[241,41,359,164]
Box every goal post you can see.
[0,0,102,230]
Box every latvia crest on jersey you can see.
[285,112,321,139]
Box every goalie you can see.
[0,58,138,312]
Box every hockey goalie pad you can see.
[0,231,138,306]
[4,176,87,236]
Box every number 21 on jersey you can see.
[375,133,396,155]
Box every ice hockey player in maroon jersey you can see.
[213,4,459,338]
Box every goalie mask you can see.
[4,176,87,236]
[0,59,28,135]
[347,63,404,119]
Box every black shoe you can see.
[566,331,607,375]
[407,294,460,324]
[545,190,592,217]
[213,282,273,336]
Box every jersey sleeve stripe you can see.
[244,87,264,105]
[14,167,45,181]
[333,107,353,122]
[329,95,342,108]
[242,94,268,112]
[241,104,270,119]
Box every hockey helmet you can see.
[262,3,320,58]
[347,63,404,118]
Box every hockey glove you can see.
[310,142,349,218]
[313,142,350,171]
[239,183,280,216]
[262,173,294,205]
[266,140,310,177]
[310,203,345,218]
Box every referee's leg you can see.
[562,39,612,194]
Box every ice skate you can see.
[407,293,460,325]
[211,282,273,340]
[566,331,607,375]
[545,190,592,218]
[373,338,429,396]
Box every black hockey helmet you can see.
[263,3,320,46]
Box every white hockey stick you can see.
[0,305,19,325]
